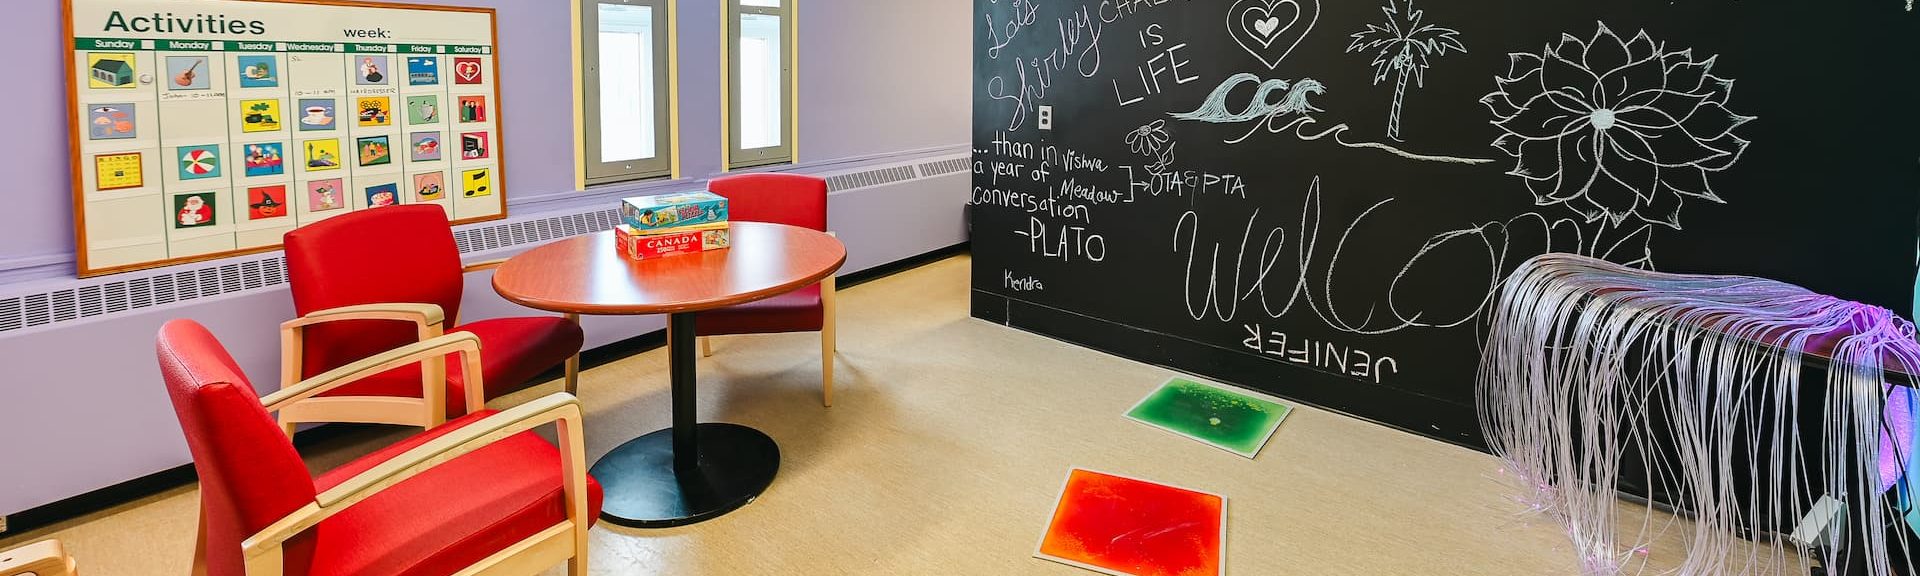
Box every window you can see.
[727,0,793,169]
[581,0,673,184]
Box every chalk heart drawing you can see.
[1229,0,1319,70]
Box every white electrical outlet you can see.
[1038,105,1053,130]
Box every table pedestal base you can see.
[589,422,780,528]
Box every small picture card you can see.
[1125,377,1292,459]
[356,96,392,127]
[407,56,439,85]
[87,104,137,140]
[165,55,210,91]
[173,192,217,228]
[453,57,483,85]
[355,55,390,85]
[1036,469,1225,576]
[236,54,278,88]
[357,135,392,167]
[459,132,490,160]
[86,52,137,89]
[461,167,491,198]
[247,185,288,220]
[409,131,443,162]
[239,99,283,133]
[297,98,336,131]
[303,138,342,171]
[414,172,446,201]
[177,145,222,180]
[242,142,285,177]
[406,94,439,125]
[457,95,487,123]
[95,152,144,190]
[307,178,345,212]
[365,182,400,208]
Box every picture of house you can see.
[89,56,134,87]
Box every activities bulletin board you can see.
[65,0,507,277]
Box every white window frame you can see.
[726,0,795,169]
[581,0,674,185]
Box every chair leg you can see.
[821,275,837,407]
[192,501,209,576]
[564,314,581,396]
[700,336,713,358]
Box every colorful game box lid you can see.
[614,224,731,259]
[619,191,729,232]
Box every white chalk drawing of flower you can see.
[1127,120,1178,172]
[1126,120,1171,157]
[1481,23,1754,229]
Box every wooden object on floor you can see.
[0,539,77,576]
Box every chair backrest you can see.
[156,320,318,576]
[707,173,828,231]
[283,205,464,379]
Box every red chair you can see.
[157,319,601,576]
[697,173,839,406]
[281,205,584,432]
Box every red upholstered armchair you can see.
[157,319,601,576]
[698,173,839,406]
[281,205,584,432]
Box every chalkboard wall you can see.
[970,0,1920,448]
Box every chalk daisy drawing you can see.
[1126,120,1177,172]
[1346,0,1466,142]
[1481,23,1755,230]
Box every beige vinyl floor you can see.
[3,254,1761,575]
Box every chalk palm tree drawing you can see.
[1346,0,1466,142]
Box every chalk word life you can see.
[1114,23,1199,107]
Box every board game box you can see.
[614,224,731,259]
[619,192,729,232]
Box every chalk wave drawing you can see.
[1227,0,1319,70]
[1346,0,1466,142]
[1482,22,1755,230]
[1126,120,1177,173]
[1171,73,1495,165]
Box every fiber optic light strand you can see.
[1478,253,1920,576]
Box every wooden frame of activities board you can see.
[64,0,508,277]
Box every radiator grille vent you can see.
[825,166,918,192]
[917,158,970,177]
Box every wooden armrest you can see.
[242,393,586,568]
[263,332,484,415]
[462,259,509,274]
[0,540,72,576]
[283,303,445,330]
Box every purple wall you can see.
[0,0,969,517]
[797,0,971,162]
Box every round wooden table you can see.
[492,221,846,527]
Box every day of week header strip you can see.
[76,37,491,54]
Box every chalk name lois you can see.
[65,0,504,277]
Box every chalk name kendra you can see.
[104,11,266,35]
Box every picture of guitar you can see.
[173,60,199,87]
[165,56,209,91]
